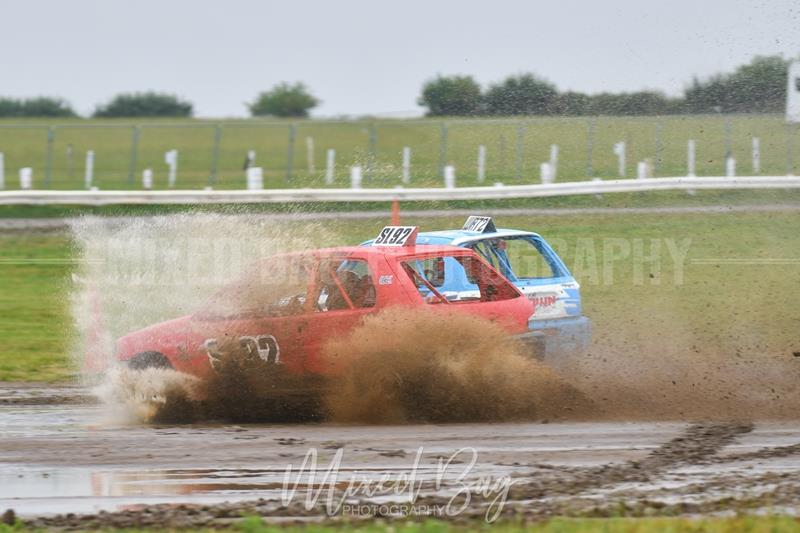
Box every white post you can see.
[636,161,648,180]
[539,162,553,184]
[726,156,736,177]
[752,137,760,174]
[613,141,626,177]
[325,149,335,185]
[476,145,486,183]
[306,137,315,173]
[401,146,411,184]
[549,144,559,180]
[84,150,94,189]
[246,167,264,190]
[19,167,33,190]
[350,165,362,189]
[142,168,153,190]
[0,153,4,190]
[687,139,696,177]
[443,165,456,189]
[164,149,178,188]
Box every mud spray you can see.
[69,213,333,423]
[85,308,592,424]
[558,313,800,420]
[70,214,800,425]
[320,308,594,423]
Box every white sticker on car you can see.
[203,334,281,369]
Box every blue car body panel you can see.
[363,226,591,359]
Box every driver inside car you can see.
[323,266,375,311]
[484,239,513,279]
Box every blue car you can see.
[364,216,591,361]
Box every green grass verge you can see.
[232,516,800,533]
[4,515,800,532]
[1,209,798,382]
[0,114,796,190]
[0,233,71,381]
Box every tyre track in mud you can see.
[411,421,797,522]
[26,421,800,529]
[507,422,755,501]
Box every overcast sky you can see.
[1,0,798,117]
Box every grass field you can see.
[0,114,797,190]
[231,516,800,532]
[5,516,800,532]
[0,233,70,381]
[1,208,798,382]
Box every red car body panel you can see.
[115,245,534,379]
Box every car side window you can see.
[316,258,376,312]
[405,257,446,287]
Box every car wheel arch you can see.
[127,351,173,370]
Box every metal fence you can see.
[3,176,800,206]
[0,115,797,191]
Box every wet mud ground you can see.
[2,384,800,528]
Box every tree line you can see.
[419,55,791,116]
[0,55,791,118]
[0,84,319,118]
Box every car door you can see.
[293,255,381,375]
[185,256,313,376]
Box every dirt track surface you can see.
[2,203,799,232]
[2,385,800,528]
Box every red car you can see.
[115,226,535,379]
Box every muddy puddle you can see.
[1,465,331,516]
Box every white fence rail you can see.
[0,176,798,205]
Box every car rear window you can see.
[401,255,519,304]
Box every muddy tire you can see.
[127,351,173,370]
